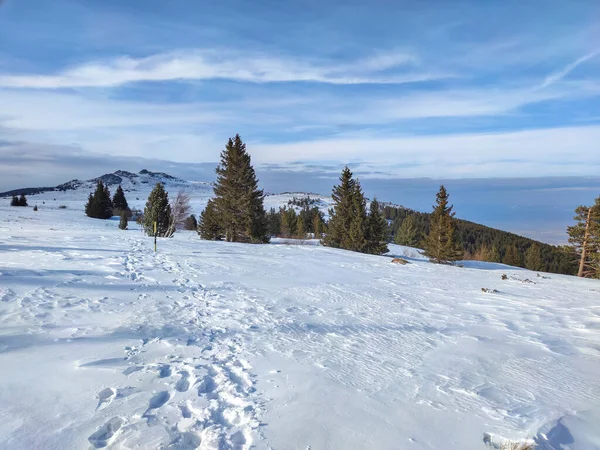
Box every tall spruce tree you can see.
[525,243,544,271]
[198,199,223,240]
[206,134,269,243]
[10,195,19,206]
[366,198,389,255]
[18,194,28,207]
[423,185,462,263]
[567,197,600,278]
[143,183,172,237]
[323,167,357,249]
[85,180,113,219]
[112,185,129,212]
[394,215,419,247]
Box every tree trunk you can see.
[578,208,592,277]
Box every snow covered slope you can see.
[0,170,334,218]
[0,205,599,450]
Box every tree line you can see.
[79,133,598,277]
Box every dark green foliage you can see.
[85,180,113,219]
[423,185,463,264]
[143,183,172,237]
[383,205,575,275]
[323,167,356,249]
[525,243,544,271]
[346,182,368,252]
[503,245,523,267]
[266,208,281,236]
[10,194,28,207]
[198,199,223,240]
[184,214,198,231]
[287,196,319,208]
[365,198,389,255]
[567,196,600,278]
[280,206,297,238]
[205,134,269,243]
[118,211,128,230]
[322,168,387,255]
[112,185,129,212]
[394,215,419,247]
[264,205,326,239]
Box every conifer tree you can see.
[266,208,281,236]
[85,180,113,219]
[112,185,129,212]
[184,214,198,231]
[567,197,600,278]
[503,245,523,267]
[366,198,389,255]
[525,243,544,271]
[207,134,269,243]
[394,215,419,247]
[118,211,128,230]
[198,199,223,240]
[347,182,368,252]
[143,183,172,237]
[313,212,323,238]
[323,167,357,249]
[423,185,463,264]
[296,215,306,239]
[10,195,18,206]
[18,194,28,207]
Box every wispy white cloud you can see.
[539,50,600,89]
[250,125,600,178]
[0,49,442,88]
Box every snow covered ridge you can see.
[0,206,599,449]
[0,169,334,217]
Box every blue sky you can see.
[0,0,600,242]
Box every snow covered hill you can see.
[0,170,335,217]
[0,205,599,449]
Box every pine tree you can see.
[567,197,600,278]
[347,181,368,252]
[184,214,198,231]
[267,208,281,236]
[10,195,18,206]
[280,207,297,238]
[198,199,223,240]
[525,243,544,271]
[394,215,418,247]
[18,194,28,207]
[112,185,129,212]
[85,180,113,219]
[118,211,128,230]
[423,185,463,264]
[503,245,523,267]
[366,198,389,255]
[296,216,306,239]
[323,167,357,249]
[143,183,172,237]
[103,185,112,210]
[313,212,323,238]
[208,134,269,243]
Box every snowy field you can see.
[1,204,599,450]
